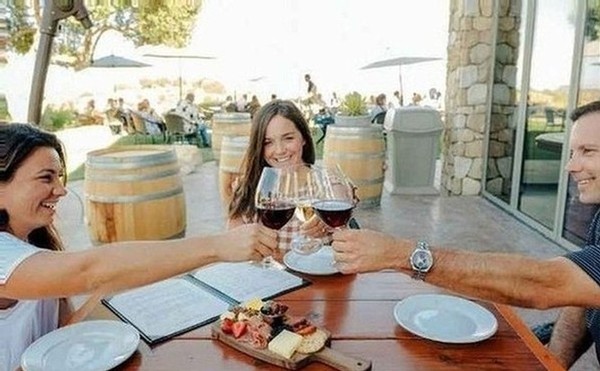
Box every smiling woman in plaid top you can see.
[227,100,332,250]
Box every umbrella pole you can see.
[28,0,92,124]
[178,59,183,100]
[398,65,404,106]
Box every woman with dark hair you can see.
[0,123,270,370]
[227,100,329,250]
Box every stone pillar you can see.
[486,0,521,198]
[442,0,496,195]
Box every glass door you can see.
[517,0,577,229]
[562,0,600,245]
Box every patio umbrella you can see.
[87,54,151,93]
[361,56,441,106]
[143,51,216,100]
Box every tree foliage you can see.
[584,2,599,41]
[6,1,37,54]
[6,0,202,70]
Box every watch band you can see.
[410,240,433,281]
[412,270,427,280]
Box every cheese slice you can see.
[242,297,264,311]
[268,330,303,359]
[219,311,235,321]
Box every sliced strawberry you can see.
[296,325,317,336]
[221,318,234,334]
[232,321,248,339]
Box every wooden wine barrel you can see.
[218,135,250,207]
[84,146,186,244]
[211,113,252,161]
[323,125,385,208]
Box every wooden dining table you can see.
[89,270,564,370]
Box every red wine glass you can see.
[255,167,296,267]
[311,165,356,229]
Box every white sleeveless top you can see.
[0,232,59,371]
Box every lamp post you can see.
[27,0,93,125]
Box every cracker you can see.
[296,328,328,354]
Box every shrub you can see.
[338,91,368,116]
[41,105,76,131]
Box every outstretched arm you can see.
[332,229,600,308]
[0,224,273,300]
[548,307,593,368]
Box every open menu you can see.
[102,262,310,344]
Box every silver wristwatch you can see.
[409,240,433,280]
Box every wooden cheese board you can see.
[211,323,371,370]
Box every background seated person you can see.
[78,99,104,126]
[245,95,261,118]
[173,92,210,147]
[116,97,134,134]
[236,94,248,112]
[370,93,387,124]
[314,107,334,144]
[137,99,166,135]
[104,98,122,135]
[222,96,237,112]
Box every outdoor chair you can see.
[105,109,122,135]
[544,108,564,131]
[130,111,155,144]
[164,113,188,144]
[371,111,387,124]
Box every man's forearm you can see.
[548,307,592,368]
[392,243,572,309]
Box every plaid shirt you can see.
[244,215,332,251]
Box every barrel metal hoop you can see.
[220,167,241,173]
[220,149,247,155]
[356,196,381,208]
[87,153,176,170]
[354,177,385,186]
[325,152,385,160]
[86,186,184,204]
[326,134,383,140]
[85,168,180,182]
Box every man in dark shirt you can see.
[304,74,317,104]
[330,100,600,369]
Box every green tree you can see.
[7,0,202,70]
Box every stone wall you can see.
[486,0,521,198]
[442,0,519,196]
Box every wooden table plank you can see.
[87,270,564,370]
[115,338,557,370]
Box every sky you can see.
[1,0,450,120]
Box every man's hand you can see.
[331,229,405,274]
[301,215,331,239]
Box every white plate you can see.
[393,294,498,344]
[283,245,339,275]
[21,320,140,371]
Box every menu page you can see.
[105,277,231,342]
[192,262,306,303]
[103,262,309,343]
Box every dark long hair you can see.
[0,123,67,251]
[228,100,315,221]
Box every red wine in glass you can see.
[313,199,354,228]
[257,201,296,230]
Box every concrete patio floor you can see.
[53,126,598,370]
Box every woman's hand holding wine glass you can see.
[255,167,296,267]
[287,164,326,255]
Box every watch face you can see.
[412,250,433,271]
